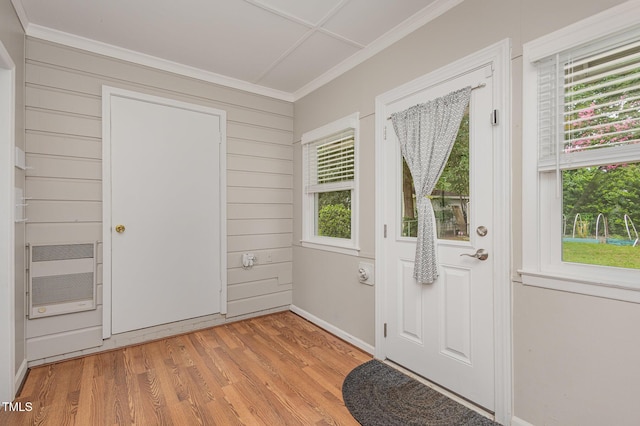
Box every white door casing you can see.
[102,87,227,337]
[374,39,512,422]
[0,40,17,402]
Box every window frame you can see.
[522,1,640,303]
[301,113,360,256]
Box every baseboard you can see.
[289,305,375,355]
[511,416,535,426]
[27,326,103,362]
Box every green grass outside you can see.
[563,241,640,269]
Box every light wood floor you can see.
[1,311,371,425]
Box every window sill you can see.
[301,239,360,257]
[519,269,640,304]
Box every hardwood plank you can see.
[72,357,93,426]
[1,312,370,425]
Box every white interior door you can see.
[104,89,224,335]
[382,66,495,410]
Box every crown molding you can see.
[291,0,464,100]
[25,24,295,102]
[10,0,30,33]
[14,0,463,103]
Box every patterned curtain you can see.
[391,87,471,284]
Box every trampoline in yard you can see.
[564,213,638,247]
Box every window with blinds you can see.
[537,34,640,171]
[533,28,640,272]
[522,3,640,299]
[301,113,359,252]
[303,130,355,241]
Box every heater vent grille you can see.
[32,272,94,306]
[28,242,97,318]
[32,243,94,262]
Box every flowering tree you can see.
[562,56,640,238]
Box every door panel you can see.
[383,66,495,410]
[107,93,222,335]
[399,259,422,343]
[440,265,472,364]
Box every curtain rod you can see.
[386,83,486,120]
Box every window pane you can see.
[562,162,640,269]
[401,158,418,237]
[316,190,351,239]
[400,109,470,240]
[564,42,640,154]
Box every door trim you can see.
[0,40,17,402]
[374,39,512,423]
[102,86,227,339]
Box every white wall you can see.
[292,1,638,424]
[23,37,294,364]
[513,283,640,425]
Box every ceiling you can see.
[12,0,460,100]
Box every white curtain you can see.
[391,87,471,284]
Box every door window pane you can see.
[401,109,470,240]
[562,162,640,269]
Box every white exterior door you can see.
[103,88,224,336]
[382,66,495,410]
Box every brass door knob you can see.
[115,224,126,233]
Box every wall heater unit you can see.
[28,242,97,319]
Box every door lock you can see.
[460,248,488,261]
[476,226,488,236]
[115,224,126,233]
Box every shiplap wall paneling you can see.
[24,36,294,362]
[26,39,293,116]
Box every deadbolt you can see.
[476,226,488,237]
[115,224,126,233]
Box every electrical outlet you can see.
[358,262,374,285]
[241,253,256,269]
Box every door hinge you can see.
[384,125,387,140]
[491,109,498,126]
[384,323,387,338]
[384,224,387,238]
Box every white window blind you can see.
[537,32,640,171]
[305,129,355,193]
